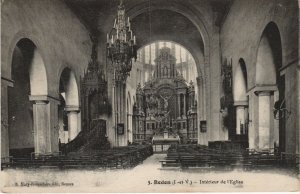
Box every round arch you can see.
[255,22,282,85]
[59,67,80,141]
[12,38,48,95]
[126,1,210,54]
[254,21,284,150]
[6,31,50,91]
[7,38,48,156]
[59,67,80,107]
[137,39,204,76]
[233,58,248,102]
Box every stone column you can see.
[177,93,181,118]
[236,106,245,135]
[33,100,48,154]
[1,78,14,161]
[257,91,272,149]
[141,47,145,64]
[29,95,60,155]
[65,106,80,141]
[183,95,186,116]
[155,42,159,59]
[171,43,175,56]
[49,97,60,153]
[234,101,248,135]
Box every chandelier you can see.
[106,0,137,82]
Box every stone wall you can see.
[1,0,91,156]
[220,0,299,153]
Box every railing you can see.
[153,144,172,153]
[63,119,107,154]
[133,134,153,141]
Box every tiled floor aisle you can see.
[1,154,299,192]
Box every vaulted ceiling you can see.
[64,0,232,65]
[64,0,232,34]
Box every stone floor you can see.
[1,154,299,192]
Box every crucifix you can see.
[159,94,172,111]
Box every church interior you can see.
[1,0,300,175]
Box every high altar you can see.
[133,46,198,144]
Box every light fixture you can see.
[106,0,137,82]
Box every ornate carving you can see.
[220,58,234,132]
[81,35,111,130]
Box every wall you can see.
[1,0,91,95]
[221,0,299,153]
[1,0,91,156]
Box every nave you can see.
[1,0,300,188]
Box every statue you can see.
[160,94,172,111]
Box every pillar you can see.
[77,111,81,133]
[141,47,145,64]
[183,94,186,116]
[155,42,159,59]
[171,43,175,56]
[177,93,181,118]
[65,106,80,141]
[236,106,245,134]
[257,91,272,149]
[29,95,60,155]
[1,78,13,161]
[234,101,248,135]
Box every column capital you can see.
[254,91,273,96]
[29,95,61,105]
[1,76,14,87]
[253,85,277,96]
[64,105,80,113]
[234,101,248,106]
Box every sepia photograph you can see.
[1,0,300,192]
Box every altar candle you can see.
[107,33,109,43]
[134,35,136,44]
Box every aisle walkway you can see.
[1,154,299,192]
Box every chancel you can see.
[132,44,198,150]
[1,0,300,177]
